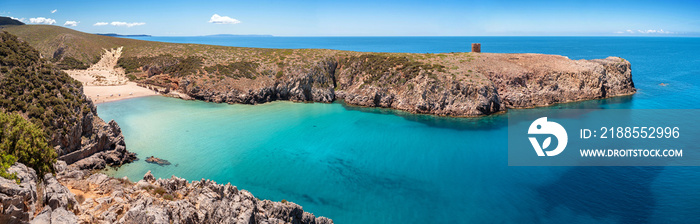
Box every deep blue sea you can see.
[100,36,700,223]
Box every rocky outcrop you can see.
[175,53,634,117]
[55,99,136,170]
[485,55,635,108]
[182,59,337,105]
[0,163,39,223]
[0,163,80,223]
[145,156,171,166]
[1,162,332,223]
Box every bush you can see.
[0,112,57,179]
[339,54,445,86]
[204,61,259,79]
[118,54,203,77]
[57,57,89,70]
[163,193,174,201]
[154,186,166,195]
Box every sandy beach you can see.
[64,47,158,104]
[81,81,158,104]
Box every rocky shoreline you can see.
[1,162,331,224]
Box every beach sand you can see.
[81,81,158,104]
[64,47,159,104]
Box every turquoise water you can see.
[100,37,700,223]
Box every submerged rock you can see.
[145,156,171,166]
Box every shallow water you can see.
[101,36,700,223]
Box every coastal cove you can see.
[98,36,700,224]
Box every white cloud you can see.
[637,29,673,34]
[208,14,241,24]
[10,17,25,22]
[615,29,674,35]
[28,17,56,24]
[51,9,57,14]
[110,21,146,27]
[93,21,145,27]
[64,21,79,27]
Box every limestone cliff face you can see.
[485,55,635,108]
[334,60,502,116]
[181,59,338,104]
[170,53,634,117]
[52,90,136,169]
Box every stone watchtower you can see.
[471,43,481,53]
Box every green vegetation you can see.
[339,54,446,86]
[163,193,174,201]
[154,186,166,195]
[57,57,89,70]
[117,54,203,77]
[0,31,91,179]
[204,61,259,79]
[0,31,91,142]
[0,112,57,181]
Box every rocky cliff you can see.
[0,162,332,224]
[172,53,634,117]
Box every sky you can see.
[2,0,699,36]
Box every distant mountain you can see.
[96,33,151,37]
[0,16,25,26]
[205,34,273,37]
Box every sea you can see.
[99,36,700,224]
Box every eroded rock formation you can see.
[175,54,635,117]
[0,162,332,224]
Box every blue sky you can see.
[2,0,699,36]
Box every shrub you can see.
[57,57,89,70]
[204,61,259,79]
[162,193,174,201]
[339,54,445,86]
[0,112,57,179]
[118,54,203,77]
[154,186,166,195]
